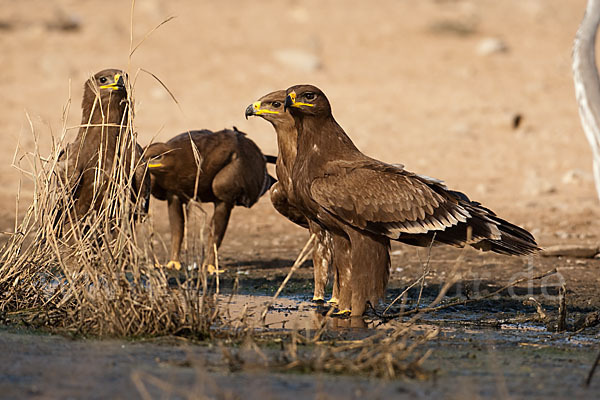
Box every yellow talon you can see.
[312,296,325,302]
[205,264,225,275]
[166,260,182,270]
[333,309,351,316]
[327,297,339,304]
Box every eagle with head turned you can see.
[283,84,539,317]
[245,90,336,303]
[57,69,150,229]
[145,128,275,271]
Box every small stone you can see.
[428,19,477,37]
[475,183,488,195]
[150,87,167,100]
[46,8,81,32]
[561,169,592,184]
[542,244,599,258]
[477,37,508,56]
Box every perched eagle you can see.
[145,128,275,271]
[57,69,150,229]
[283,84,539,316]
[245,90,335,302]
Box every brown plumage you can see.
[245,90,335,302]
[284,84,539,316]
[145,128,274,270]
[58,69,150,226]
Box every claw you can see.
[166,260,182,270]
[205,264,225,275]
[312,296,325,303]
[332,309,351,317]
[327,297,339,304]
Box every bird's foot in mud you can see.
[332,309,351,318]
[327,297,338,305]
[204,264,226,275]
[312,295,325,304]
[165,260,182,270]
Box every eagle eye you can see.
[99,77,108,84]
[272,101,281,108]
[304,92,316,101]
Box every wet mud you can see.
[2,244,600,399]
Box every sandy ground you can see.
[2,0,600,398]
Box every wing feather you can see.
[310,160,470,239]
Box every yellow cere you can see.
[289,91,314,108]
[148,163,163,168]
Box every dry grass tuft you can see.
[221,321,438,380]
[0,74,218,338]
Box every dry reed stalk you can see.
[0,70,219,338]
[260,233,316,322]
[0,1,224,338]
[220,319,438,380]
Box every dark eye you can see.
[304,92,316,101]
[272,101,281,108]
[99,77,108,84]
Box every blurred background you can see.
[0,0,596,255]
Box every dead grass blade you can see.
[0,69,217,339]
[129,16,177,58]
[260,234,316,322]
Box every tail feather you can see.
[396,192,539,256]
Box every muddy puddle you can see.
[228,292,600,344]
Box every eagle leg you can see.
[347,229,390,317]
[167,194,185,269]
[204,201,233,269]
[331,234,353,313]
[310,223,332,302]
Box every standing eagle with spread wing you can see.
[245,90,336,303]
[283,84,539,317]
[57,69,150,230]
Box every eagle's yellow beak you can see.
[284,91,314,110]
[100,73,125,91]
[148,162,163,169]
[245,101,280,119]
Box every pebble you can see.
[561,169,592,184]
[542,244,599,259]
[477,37,508,56]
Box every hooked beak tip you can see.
[244,104,254,119]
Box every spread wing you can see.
[310,160,492,240]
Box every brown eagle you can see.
[245,90,336,302]
[58,69,150,228]
[145,128,275,271]
[284,84,539,316]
